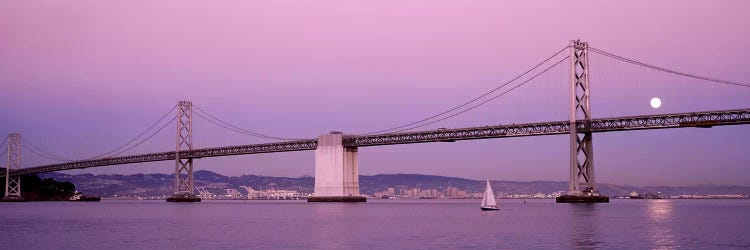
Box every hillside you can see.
[40,170,750,198]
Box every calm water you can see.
[1,199,749,249]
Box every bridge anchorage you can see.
[308,132,365,202]
[2,133,23,202]
[166,101,201,202]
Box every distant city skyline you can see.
[42,170,750,200]
[2,1,749,186]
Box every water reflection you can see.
[646,200,673,222]
[645,200,676,249]
[568,204,602,249]
[310,203,353,249]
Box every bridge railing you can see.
[6,151,177,177]
[1,139,318,178]
[343,121,571,147]
[185,139,318,158]
[3,109,749,178]
[345,109,750,147]
[584,109,750,132]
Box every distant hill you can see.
[40,171,314,198]
[40,170,750,198]
[358,174,567,195]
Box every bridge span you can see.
[3,40,750,203]
[3,108,749,178]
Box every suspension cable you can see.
[384,55,569,134]
[81,105,177,159]
[192,111,263,138]
[21,138,71,162]
[192,111,303,141]
[19,117,175,163]
[193,105,304,141]
[105,117,177,157]
[589,47,750,88]
[21,144,67,162]
[360,46,570,135]
[17,105,177,163]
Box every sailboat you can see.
[480,180,499,211]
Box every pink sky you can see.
[1,1,749,185]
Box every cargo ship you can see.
[69,192,101,202]
[629,191,663,199]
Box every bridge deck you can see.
[3,109,749,177]
[345,109,750,146]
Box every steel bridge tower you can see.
[3,133,23,201]
[167,100,201,202]
[558,40,608,203]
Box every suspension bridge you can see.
[2,40,749,202]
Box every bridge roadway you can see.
[3,108,749,177]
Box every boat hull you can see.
[166,196,202,202]
[307,196,366,202]
[480,206,499,211]
[555,195,609,203]
[70,196,101,202]
[166,193,202,202]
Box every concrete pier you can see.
[307,196,366,202]
[309,132,365,202]
[166,194,201,202]
[556,190,609,203]
[556,195,609,203]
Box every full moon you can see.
[650,97,662,109]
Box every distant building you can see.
[224,189,243,199]
[196,187,216,199]
[264,189,301,199]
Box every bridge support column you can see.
[308,132,365,202]
[167,101,201,202]
[2,133,23,202]
[557,40,608,203]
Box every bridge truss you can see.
[3,108,748,179]
[4,40,750,203]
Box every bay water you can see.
[1,199,749,249]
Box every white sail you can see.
[481,180,497,207]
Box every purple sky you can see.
[1,1,749,186]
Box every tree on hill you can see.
[1,175,76,201]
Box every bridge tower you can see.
[167,101,201,202]
[558,40,608,203]
[308,132,365,202]
[3,133,23,201]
